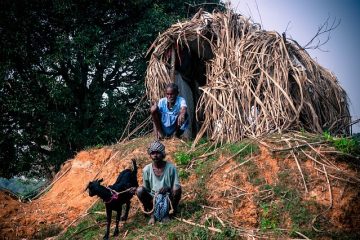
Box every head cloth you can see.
[147,140,165,156]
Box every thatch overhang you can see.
[145,9,350,145]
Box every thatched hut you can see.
[145,9,350,145]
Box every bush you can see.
[323,132,360,155]
[174,151,192,165]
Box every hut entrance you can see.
[174,39,214,138]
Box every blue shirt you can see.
[158,96,189,136]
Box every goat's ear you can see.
[98,178,103,183]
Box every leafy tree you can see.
[0,0,223,178]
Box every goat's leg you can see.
[120,201,130,221]
[104,206,112,240]
[114,208,121,236]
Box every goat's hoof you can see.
[113,228,119,236]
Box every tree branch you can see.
[303,16,341,50]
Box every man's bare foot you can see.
[156,131,164,140]
[148,215,155,225]
[161,216,170,223]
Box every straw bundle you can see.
[145,9,350,145]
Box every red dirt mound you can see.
[0,137,147,239]
[202,146,360,232]
[0,137,359,239]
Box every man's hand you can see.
[159,186,171,194]
[177,113,185,126]
[129,187,137,195]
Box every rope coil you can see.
[136,191,174,217]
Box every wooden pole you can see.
[170,46,176,82]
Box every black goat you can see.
[86,159,138,240]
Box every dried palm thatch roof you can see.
[145,9,350,145]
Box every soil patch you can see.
[0,137,359,239]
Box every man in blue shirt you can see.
[151,83,189,139]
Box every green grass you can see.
[89,201,105,212]
[174,151,192,165]
[175,138,220,159]
[333,137,358,154]
[33,225,62,239]
[259,202,281,231]
[258,187,313,234]
[323,131,360,155]
[178,169,190,180]
[223,141,259,162]
[114,209,238,240]
[59,219,101,240]
[242,160,265,186]
[256,170,324,237]
[174,139,220,181]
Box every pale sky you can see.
[230,0,360,133]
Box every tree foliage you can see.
[0,0,222,178]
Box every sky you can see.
[230,0,360,133]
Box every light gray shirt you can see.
[142,161,180,196]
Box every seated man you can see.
[136,140,182,224]
[151,83,189,139]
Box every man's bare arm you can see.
[177,106,187,126]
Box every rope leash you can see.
[135,191,174,216]
[103,187,133,204]
[106,187,133,195]
[136,192,157,215]
[104,187,174,217]
[168,194,174,214]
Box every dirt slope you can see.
[0,136,359,239]
[0,137,184,239]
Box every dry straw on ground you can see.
[145,9,350,145]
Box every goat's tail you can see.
[131,159,139,187]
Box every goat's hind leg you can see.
[120,201,130,221]
[113,208,122,236]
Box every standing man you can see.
[136,140,182,224]
[151,83,189,139]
